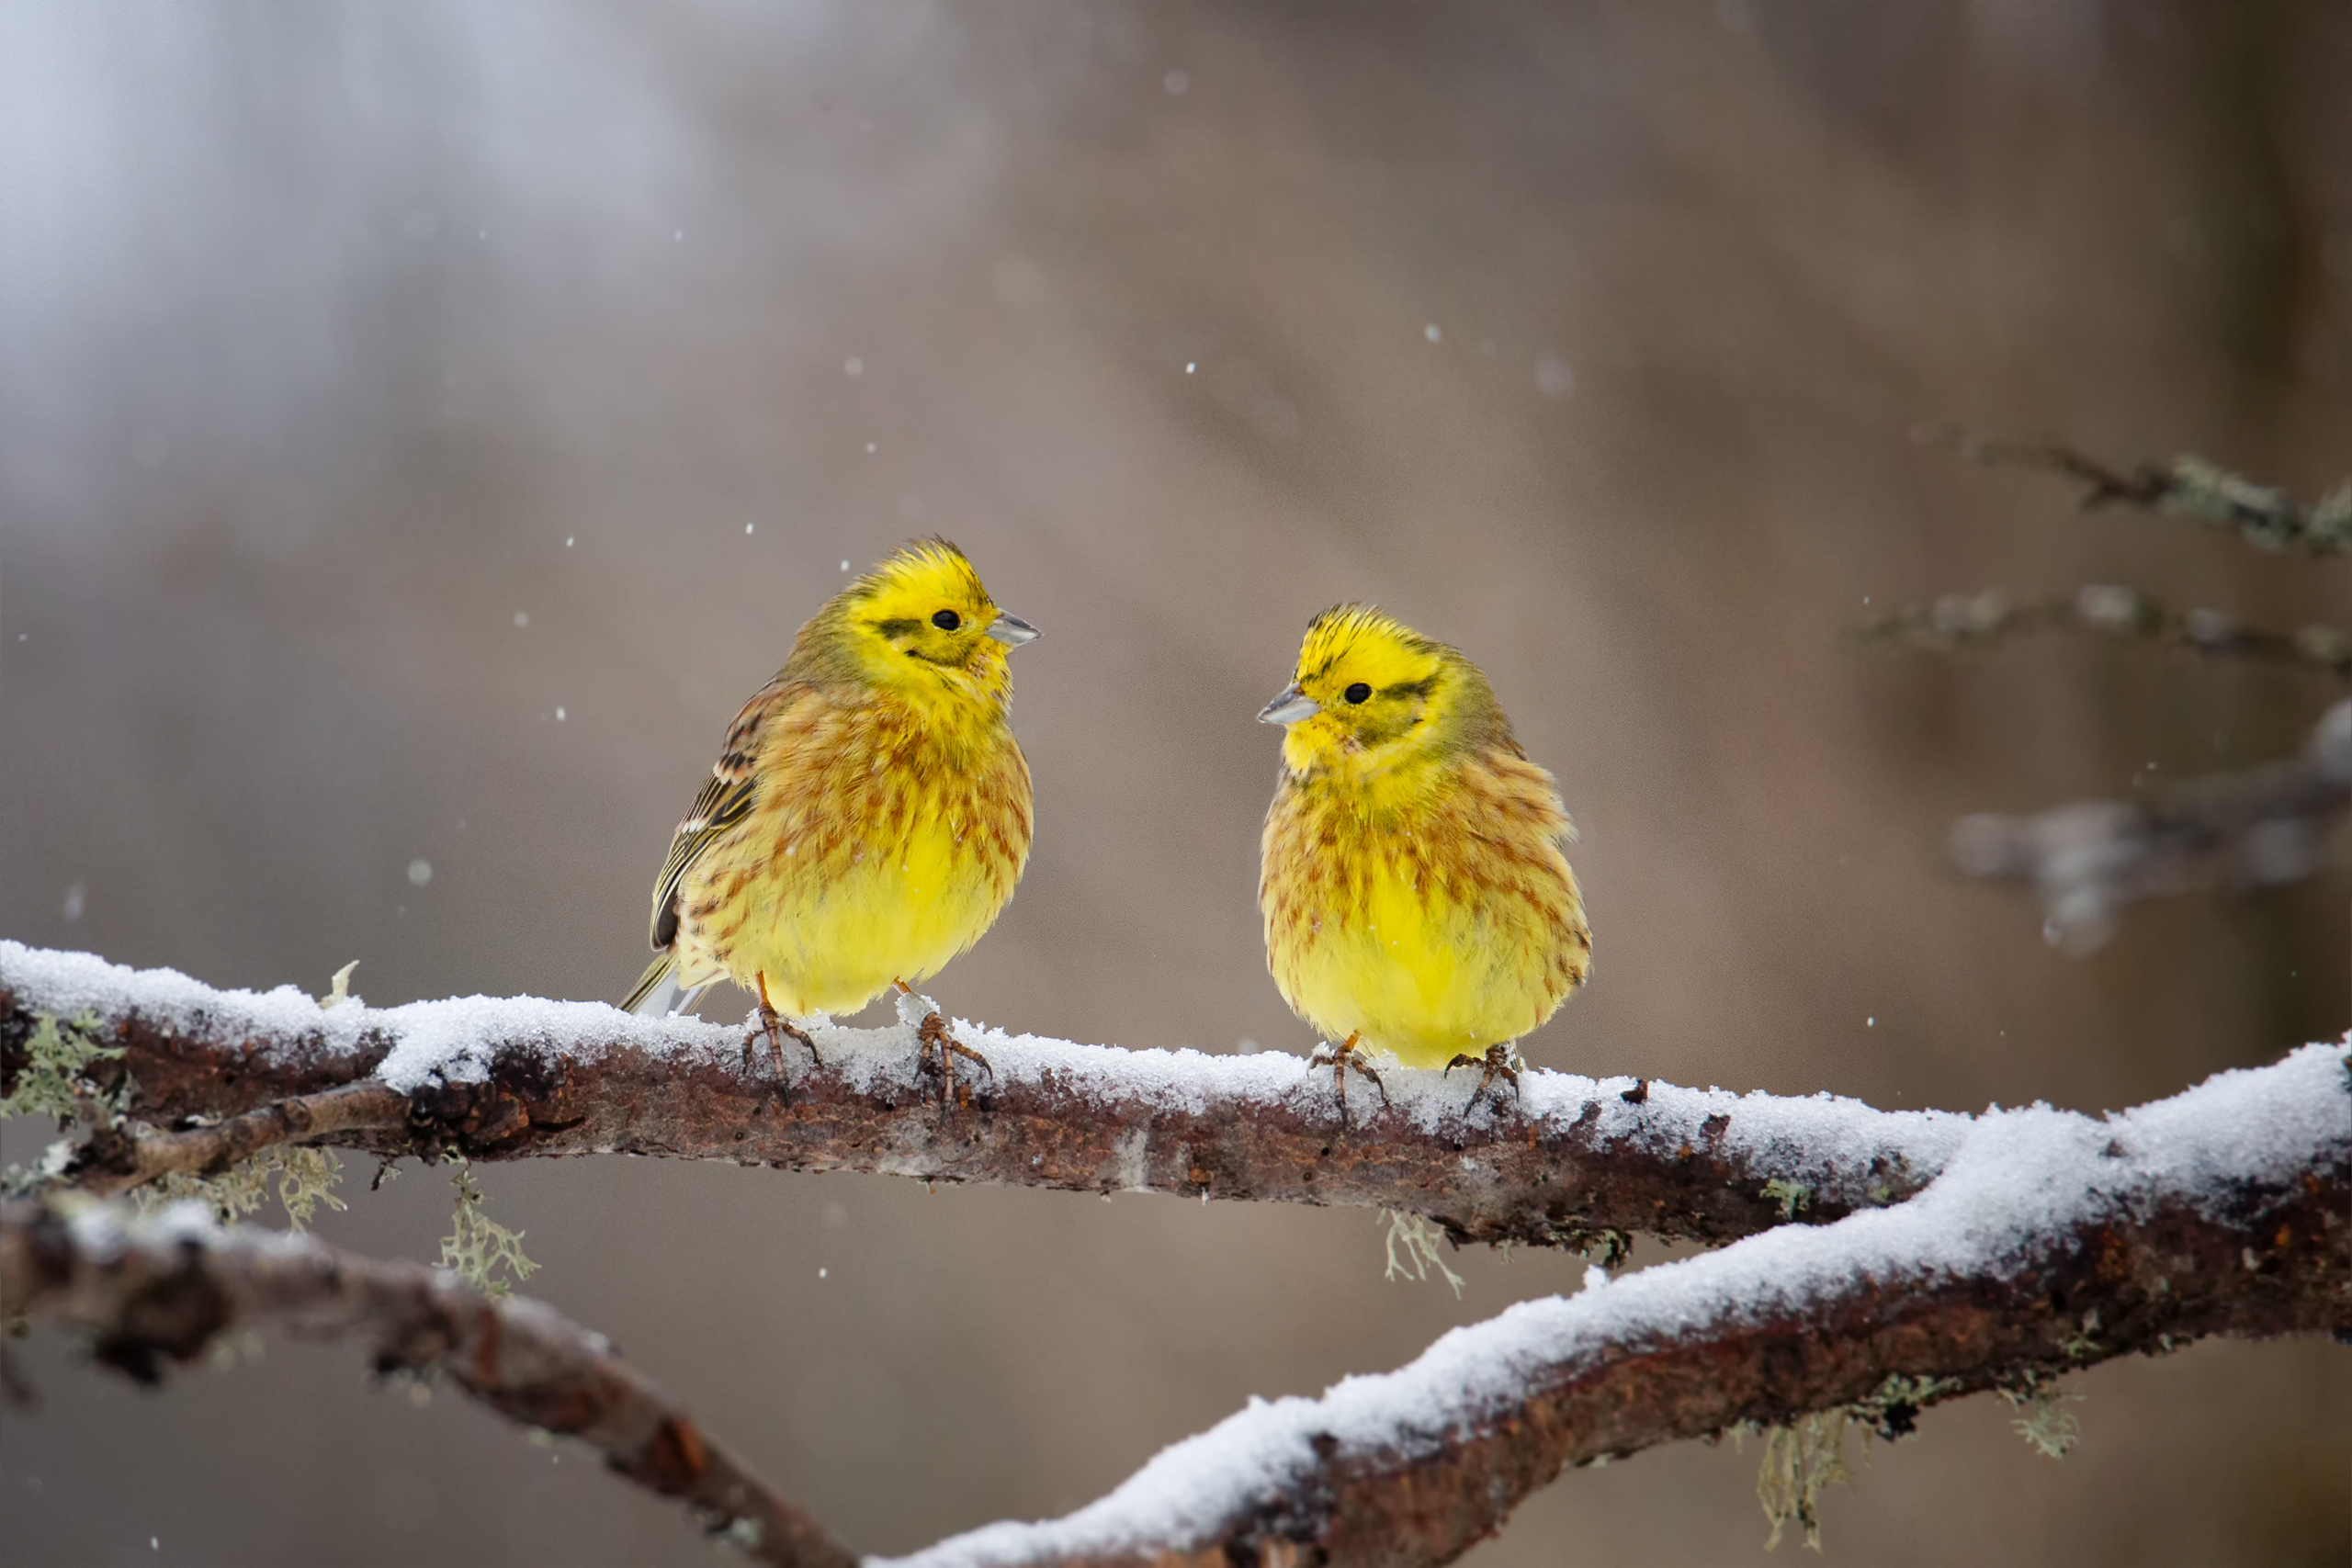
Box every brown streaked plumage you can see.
[624,542,1036,1048]
[1257,604,1589,1108]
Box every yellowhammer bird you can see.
[1257,604,1590,1117]
[623,539,1036,1099]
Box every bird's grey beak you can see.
[986,612,1040,647]
[1257,683,1318,726]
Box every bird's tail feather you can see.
[623,953,692,1015]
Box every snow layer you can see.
[3,945,1970,1207]
[0,941,720,1093]
[885,1039,2349,1568]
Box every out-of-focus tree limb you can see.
[1856,583,2350,682]
[1919,425,2351,557]
[2,942,1976,1255]
[888,1043,2352,1568]
[1950,699,2350,951]
[0,1198,855,1568]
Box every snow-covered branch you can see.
[7,941,2345,1567]
[1950,698,2351,951]
[5,942,1976,1253]
[892,1043,2351,1568]
[0,1198,855,1568]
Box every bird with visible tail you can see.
[625,539,1036,1102]
[1257,604,1590,1119]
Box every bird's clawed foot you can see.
[1444,1043,1523,1115]
[1308,1032,1388,1128]
[898,980,993,1115]
[741,972,822,1104]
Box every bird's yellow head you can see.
[1259,604,1506,782]
[803,539,1038,716]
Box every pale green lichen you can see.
[1849,1372,1956,1440]
[441,1159,539,1299]
[1755,1410,1856,1551]
[2001,1371,2083,1459]
[1740,1372,1959,1550]
[1,1012,121,1123]
[1379,1210,1464,1299]
[133,1146,347,1229]
[1759,1178,1812,1221]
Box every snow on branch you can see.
[1950,698,2351,952]
[4,942,1978,1253]
[0,1197,855,1568]
[6,945,2346,1567]
[891,1043,2351,1568]
[1919,426,2351,558]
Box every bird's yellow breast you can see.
[1260,748,1588,1068]
[674,691,1031,1017]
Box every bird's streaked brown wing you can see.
[644,675,806,952]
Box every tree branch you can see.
[3,942,1981,1254]
[8,942,2346,1567]
[887,1043,2352,1568]
[0,1198,855,1568]
[61,1080,411,1197]
[1949,698,2351,951]
[1918,426,2351,558]
[1855,583,2351,681]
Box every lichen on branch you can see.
[1919,426,2351,558]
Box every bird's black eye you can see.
[1344,682,1372,705]
[932,609,961,631]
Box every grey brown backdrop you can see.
[2,4,2346,1564]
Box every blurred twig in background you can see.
[1881,440,2350,952]
[1951,700,2350,953]
[1856,584,2350,682]
[1917,427,2351,558]
[0,1199,855,1568]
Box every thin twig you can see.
[1855,583,2350,681]
[1950,699,2351,951]
[62,1080,411,1197]
[0,1198,854,1568]
[1917,426,2351,558]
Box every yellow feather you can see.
[1259,604,1589,1068]
[627,539,1034,1018]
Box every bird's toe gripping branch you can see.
[743,973,822,1104]
[1308,1032,1390,1128]
[895,981,994,1114]
[1445,1043,1524,1115]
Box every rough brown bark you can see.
[889,1053,2352,1568]
[62,1079,411,1197]
[0,1199,854,1568]
[6,942,2346,1568]
[2,944,1961,1254]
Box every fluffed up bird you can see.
[1257,604,1590,1119]
[624,539,1036,1102]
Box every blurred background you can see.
[3,3,2347,1563]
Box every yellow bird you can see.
[1257,604,1590,1115]
[624,539,1036,1095]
